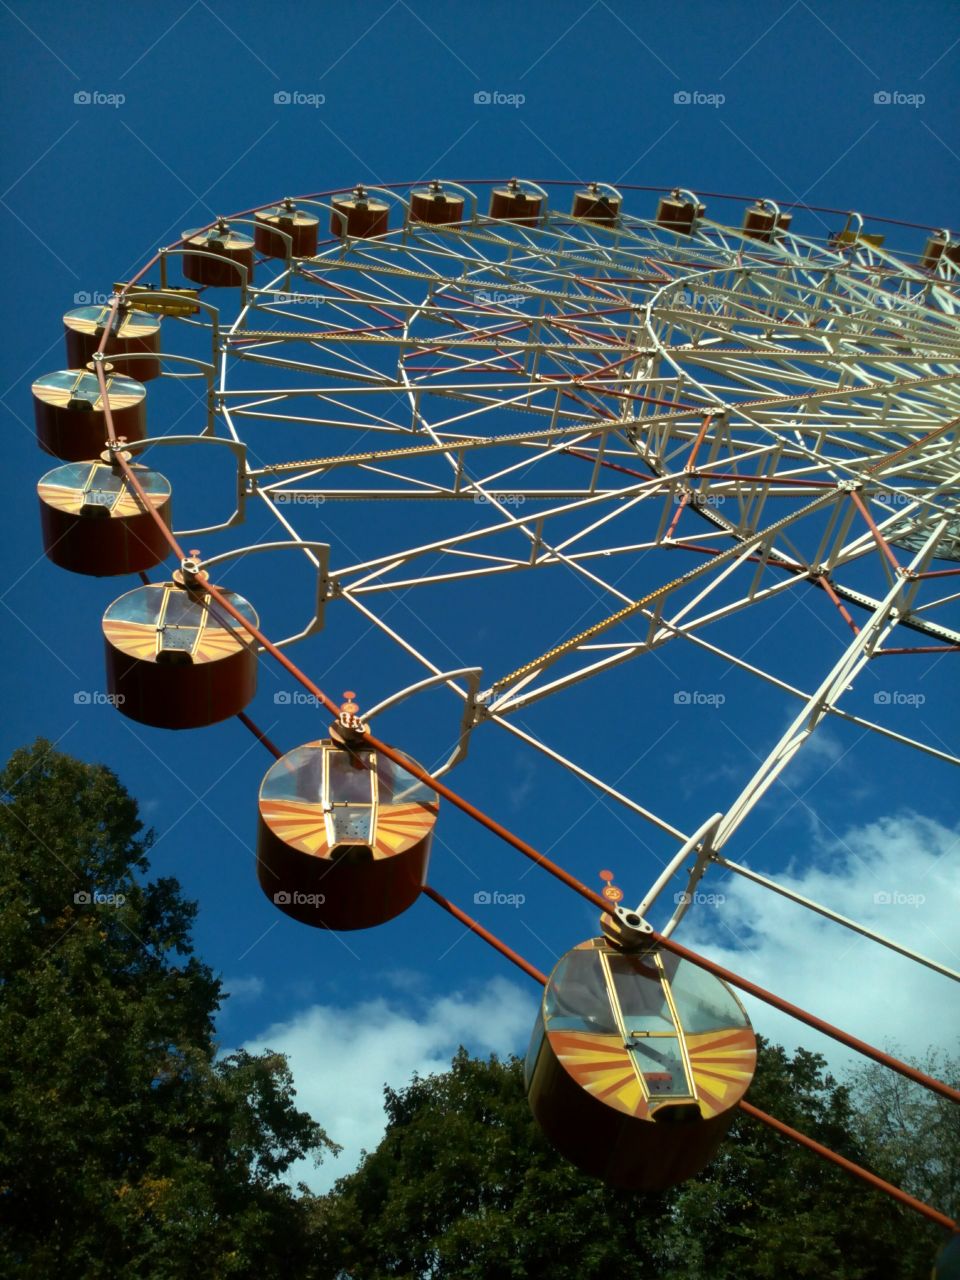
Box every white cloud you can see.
[232,813,957,1194]
[239,976,537,1193]
[674,811,960,1074]
[221,975,265,1002]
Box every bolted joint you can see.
[178,549,205,586]
[330,689,369,745]
[601,903,656,952]
[102,436,131,469]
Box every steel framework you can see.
[114,178,959,974]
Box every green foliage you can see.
[0,739,338,1279]
[311,1047,667,1280]
[657,1042,942,1280]
[846,1048,960,1224]
[0,738,950,1278]
[311,1041,945,1280]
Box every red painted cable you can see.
[737,1101,957,1232]
[236,711,283,759]
[422,885,548,984]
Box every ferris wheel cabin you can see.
[63,305,162,382]
[488,180,544,226]
[920,233,960,271]
[741,201,793,242]
[32,368,147,461]
[37,458,172,576]
[571,184,621,224]
[409,181,466,225]
[525,937,757,1190]
[254,201,320,259]
[257,738,439,931]
[331,186,390,239]
[102,580,259,728]
[181,222,255,287]
[655,192,706,235]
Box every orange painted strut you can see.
[849,488,903,576]
[737,1100,957,1233]
[875,645,960,656]
[422,885,548,985]
[684,414,714,472]
[816,573,860,637]
[236,711,283,760]
[914,567,960,581]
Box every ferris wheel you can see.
[31,178,960,1227]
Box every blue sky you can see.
[2,0,959,1190]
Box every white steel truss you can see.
[133,181,958,977]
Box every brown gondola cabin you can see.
[102,580,258,728]
[181,222,255,287]
[254,201,320,259]
[32,368,147,461]
[526,937,756,1190]
[63,304,161,382]
[257,738,439,931]
[38,458,171,576]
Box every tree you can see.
[311,1041,944,1280]
[0,739,338,1279]
[311,1047,670,1280]
[657,1041,943,1279]
[2,738,949,1277]
[846,1048,960,1224]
